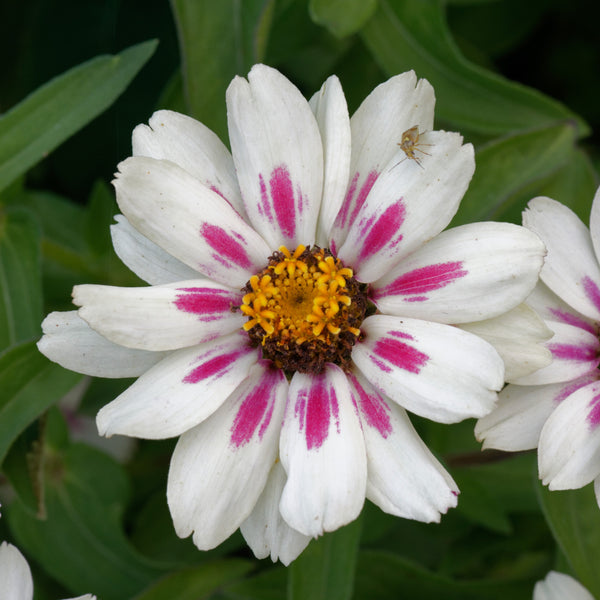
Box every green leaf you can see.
[171,0,276,142]
[7,440,166,600]
[0,40,157,193]
[354,551,535,599]
[360,0,588,136]
[288,517,362,600]
[222,567,286,600]
[537,482,600,598]
[134,560,255,600]
[451,122,577,226]
[0,209,42,348]
[0,341,81,465]
[309,0,378,38]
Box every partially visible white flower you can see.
[0,541,95,600]
[534,571,594,600]
[476,188,600,506]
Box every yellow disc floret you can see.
[239,245,367,374]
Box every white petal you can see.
[241,461,311,565]
[279,365,367,537]
[73,280,244,351]
[64,596,97,600]
[473,379,599,451]
[308,76,351,246]
[352,315,503,423]
[337,132,475,281]
[523,197,600,321]
[0,542,33,600]
[227,64,323,248]
[38,311,167,378]
[329,71,435,248]
[114,156,271,288]
[512,320,600,386]
[371,222,545,322]
[167,361,288,549]
[96,332,258,439]
[587,186,600,266]
[132,109,245,216]
[458,303,553,382]
[347,371,458,522]
[539,380,600,489]
[534,571,594,600]
[111,214,200,285]
[595,476,600,510]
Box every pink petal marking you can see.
[372,262,468,302]
[258,165,300,240]
[174,287,242,322]
[548,342,599,363]
[258,174,273,221]
[549,308,597,336]
[583,276,600,313]
[295,374,341,450]
[371,330,429,374]
[230,365,285,448]
[347,372,392,438]
[334,170,379,232]
[587,392,600,429]
[554,373,599,405]
[200,223,252,269]
[184,345,253,384]
[356,200,406,262]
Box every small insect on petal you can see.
[393,126,432,170]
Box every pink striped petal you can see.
[113,156,271,288]
[38,311,167,378]
[96,331,258,439]
[539,380,600,489]
[371,222,544,322]
[309,76,352,246]
[279,365,367,537]
[167,361,287,549]
[586,186,600,275]
[524,197,600,321]
[73,280,245,351]
[352,315,503,423]
[337,132,474,282]
[348,371,458,522]
[132,109,246,217]
[227,64,323,248]
[241,461,311,565]
[329,71,434,248]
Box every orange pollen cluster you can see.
[240,245,361,345]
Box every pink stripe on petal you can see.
[554,373,599,405]
[270,165,297,239]
[229,366,285,448]
[347,373,392,438]
[174,287,241,322]
[587,393,600,429]
[583,276,600,313]
[258,174,273,221]
[184,346,252,384]
[200,223,252,269]
[335,171,379,231]
[356,201,406,262]
[549,308,597,336]
[548,343,598,363]
[295,375,341,450]
[372,333,429,374]
[373,262,467,301]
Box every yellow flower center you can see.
[239,245,367,374]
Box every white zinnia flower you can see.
[477,187,600,506]
[534,571,594,600]
[39,64,545,564]
[0,541,95,600]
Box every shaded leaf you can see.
[0,40,157,192]
[309,0,378,38]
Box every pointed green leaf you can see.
[0,40,157,192]
[288,517,362,600]
[309,0,378,38]
[171,0,276,142]
[0,341,81,465]
[537,483,600,598]
[360,0,587,136]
